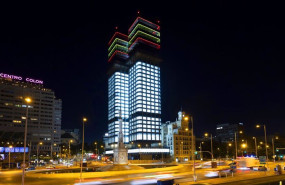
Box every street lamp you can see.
[159,142,163,163]
[180,141,183,162]
[227,143,232,159]
[9,145,13,169]
[272,136,278,163]
[94,142,98,160]
[256,124,268,161]
[69,140,73,159]
[204,132,213,161]
[51,143,56,160]
[22,97,31,185]
[241,143,247,157]
[100,145,104,160]
[200,142,204,160]
[235,132,238,159]
[37,142,43,166]
[80,117,87,182]
[190,116,197,182]
[138,144,141,160]
[253,137,258,158]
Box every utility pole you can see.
[235,132,238,159]
[191,116,196,182]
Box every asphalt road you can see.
[1,163,283,185]
[0,171,76,185]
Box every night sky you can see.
[1,1,284,142]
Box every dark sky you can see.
[1,1,284,142]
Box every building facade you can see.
[216,123,244,143]
[106,16,161,149]
[0,73,62,157]
[161,111,195,162]
[61,129,80,145]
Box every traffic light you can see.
[194,151,198,155]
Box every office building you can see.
[106,16,161,148]
[0,73,62,157]
[161,111,195,162]
[216,123,244,143]
[61,129,80,145]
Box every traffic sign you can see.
[259,156,266,164]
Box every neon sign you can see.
[0,73,44,84]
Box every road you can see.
[1,162,284,185]
[0,170,76,185]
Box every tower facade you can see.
[107,32,130,144]
[107,16,161,148]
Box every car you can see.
[25,166,36,171]
[258,166,267,171]
[46,165,56,169]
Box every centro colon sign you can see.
[0,73,44,84]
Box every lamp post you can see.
[94,142,98,161]
[272,136,278,163]
[234,132,238,159]
[69,140,73,159]
[51,143,56,160]
[228,143,232,159]
[100,145,104,160]
[37,142,43,166]
[159,142,163,163]
[9,145,13,169]
[138,144,141,160]
[256,124,268,161]
[80,117,87,182]
[253,137,258,158]
[180,141,183,162]
[241,143,247,157]
[22,97,31,185]
[200,142,204,160]
[204,132,214,161]
[189,116,196,182]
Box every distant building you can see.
[161,111,195,162]
[216,123,244,143]
[61,129,80,145]
[0,73,62,157]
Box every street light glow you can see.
[24,97,32,103]
[83,117,87,122]
[241,143,247,148]
[184,116,189,121]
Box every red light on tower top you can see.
[137,10,140,15]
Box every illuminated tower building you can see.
[107,32,130,144]
[127,17,161,146]
[107,17,161,148]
